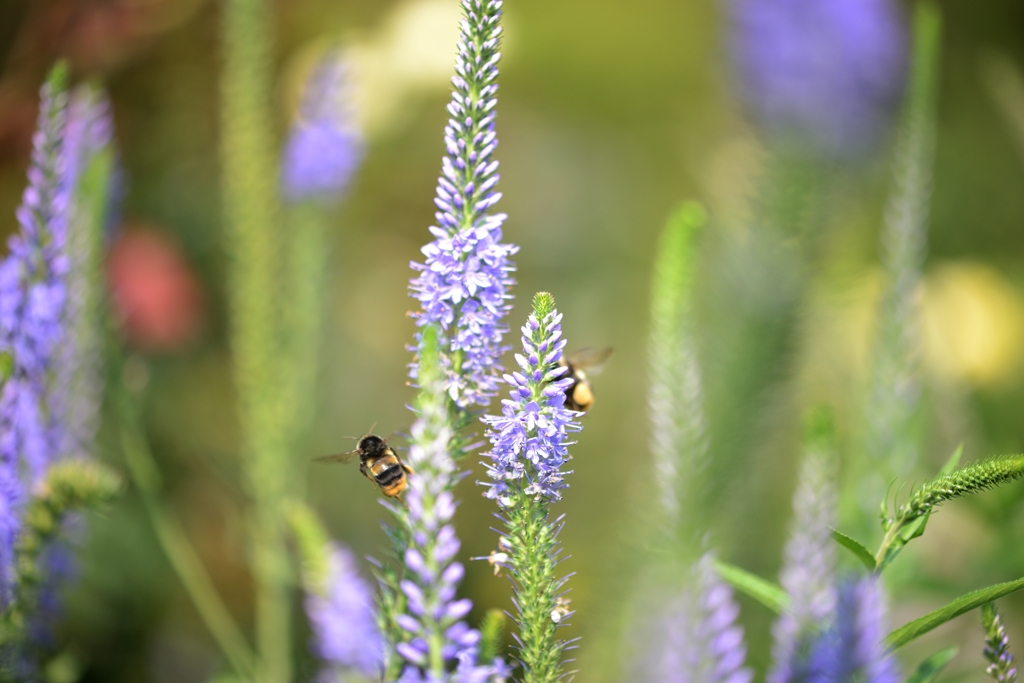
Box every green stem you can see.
[506,492,564,683]
[118,390,257,680]
[220,0,291,679]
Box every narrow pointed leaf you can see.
[712,559,790,614]
[905,646,957,683]
[887,576,1024,649]
[831,529,876,571]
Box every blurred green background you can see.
[4,0,1024,680]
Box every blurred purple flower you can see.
[727,0,907,157]
[56,85,114,462]
[638,554,752,683]
[807,576,900,683]
[281,50,364,203]
[482,304,581,503]
[394,363,507,682]
[769,450,837,683]
[0,73,73,600]
[409,0,518,409]
[306,544,384,679]
[983,602,1018,683]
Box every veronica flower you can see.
[388,326,507,683]
[409,0,518,409]
[0,68,73,600]
[769,426,838,683]
[727,0,907,157]
[648,203,707,538]
[304,544,385,680]
[982,602,1018,683]
[56,85,114,462]
[482,292,581,682]
[635,553,752,683]
[281,49,364,203]
[807,576,900,683]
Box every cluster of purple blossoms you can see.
[637,554,752,683]
[482,305,581,503]
[0,74,74,600]
[727,0,907,157]
[409,0,518,409]
[281,49,364,203]
[807,576,900,683]
[982,602,1018,683]
[769,449,838,683]
[394,347,507,683]
[305,544,385,681]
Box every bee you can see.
[315,434,414,505]
[558,347,613,413]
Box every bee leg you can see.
[402,463,415,475]
[395,493,410,511]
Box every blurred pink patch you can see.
[107,226,205,352]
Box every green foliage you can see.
[905,647,958,683]
[478,609,509,666]
[887,574,1024,650]
[532,291,556,321]
[4,460,121,635]
[982,602,1018,683]
[285,502,331,597]
[898,455,1024,523]
[503,493,569,683]
[830,530,876,571]
[711,559,790,615]
[219,0,294,677]
[875,454,1023,570]
[648,202,706,544]
[117,369,257,680]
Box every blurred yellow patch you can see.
[921,262,1024,387]
[283,0,516,139]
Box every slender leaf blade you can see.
[712,560,790,614]
[905,646,957,683]
[830,529,876,571]
[888,576,1024,649]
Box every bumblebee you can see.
[558,347,613,413]
[316,434,414,504]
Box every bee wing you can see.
[566,347,614,372]
[313,450,360,464]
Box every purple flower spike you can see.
[769,447,837,683]
[0,70,74,600]
[409,0,518,409]
[306,544,385,679]
[807,576,900,683]
[639,554,753,683]
[982,602,1017,683]
[482,297,581,503]
[392,326,507,682]
[56,85,114,464]
[282,49,364,203]
[728,0,907,157]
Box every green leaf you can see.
[903,445,964,543]
[888,575,1024,649]
[939,444,964,476]
[712,560,790,614]
[830,529,876,571]
[905,646,958,683]
[478,608,507,665]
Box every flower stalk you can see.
[647,202,707,544]
[219,0,292,679]
[875,455,1024,568]
[982,602,1018,683]
[484,292,581,683]
[409,0,517,411]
